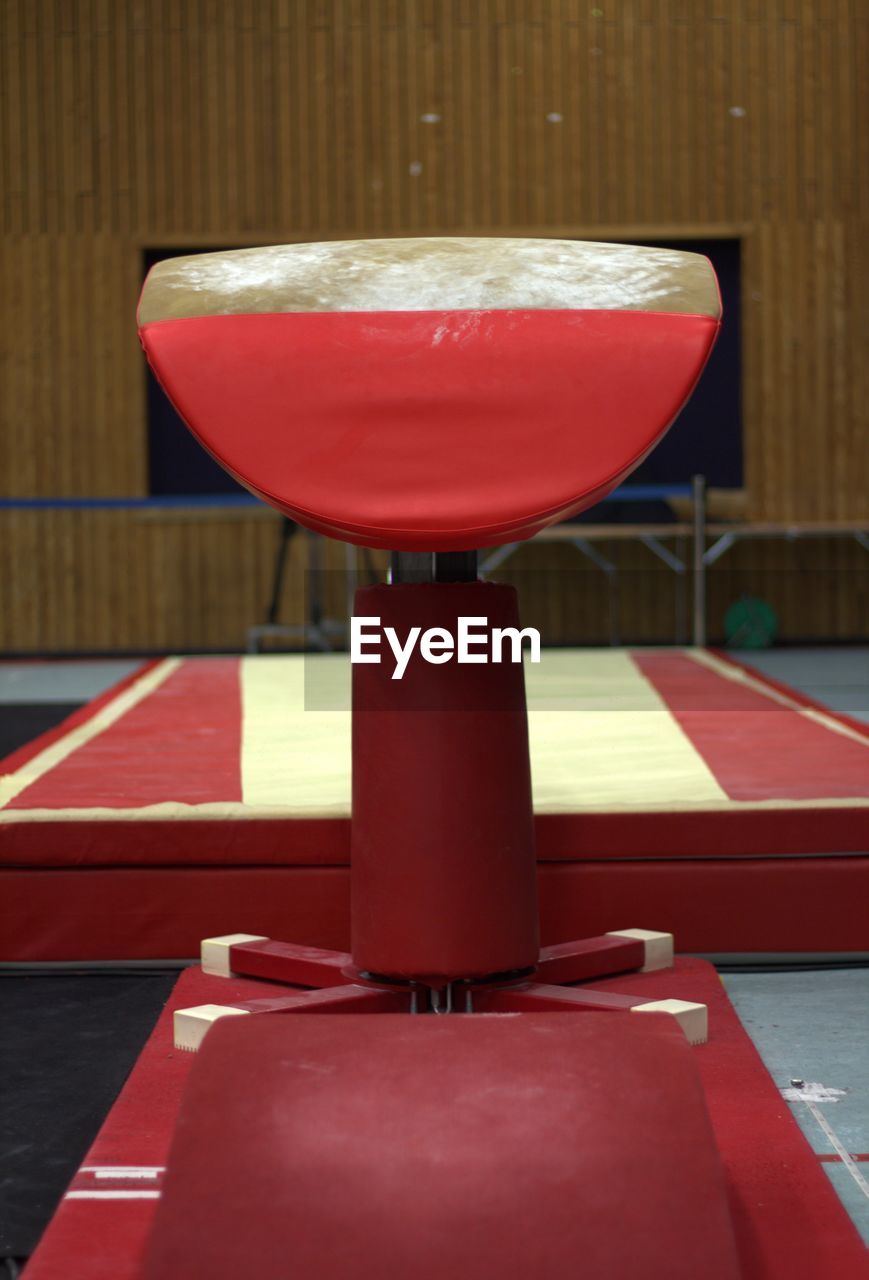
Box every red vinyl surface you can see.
[140,309,718,549]
[4,856,869,960]
[6,658,242,810]
[635,652,869,799]
[141,1012,740,1280]
[0,659,159,777]
[24,960,869,1280]
[710,648,869,741]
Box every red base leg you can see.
[536,933,645,983]
[537,928,674,983]
[179,927,702,1048]
[174,982,411,1052]
[472,981,708,1045]
[201,934,353,987]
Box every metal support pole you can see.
[390,552,435,583]
[692,474,707,648]
[435,551,478,582]
[390,551,478,584]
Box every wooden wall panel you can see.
[0,0,866,652]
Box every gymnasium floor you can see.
[739,648,869,725]
[1,649,867,1274]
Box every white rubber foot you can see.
[200,934,268,977]
[174,1004,250,1052]
[606,929,674,972]
[631,999,708,1046]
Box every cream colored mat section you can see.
[240,654,351,813]
[526,650,728,813]
[240,649,727,816]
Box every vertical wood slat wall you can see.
[1,0,866,651]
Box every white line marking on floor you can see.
[782,1085,869,1202]
[65,1190,161,1200]
[80,1165,165,1177]
[806,1103,869,1202]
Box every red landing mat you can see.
[1,649,867,959]
[24,959,869,1280]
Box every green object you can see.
[724,597,778,649]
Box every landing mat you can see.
[23,959,869,1280]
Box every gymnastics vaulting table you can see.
[139,236,741,1278]
[16,238,869,1279]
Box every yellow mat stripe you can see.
[526,650,728,812]
[240,653,351,812]
[5,651,862,823]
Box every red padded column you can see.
[351,582,539,980]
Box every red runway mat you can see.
[23,959,869,1280]
[1,649,867,959]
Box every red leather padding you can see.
[3,854,869,961]
[351,582,539,978]
[140,1013,740,1280]
[139,309,718,550]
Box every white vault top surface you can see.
[138,237,721,324]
